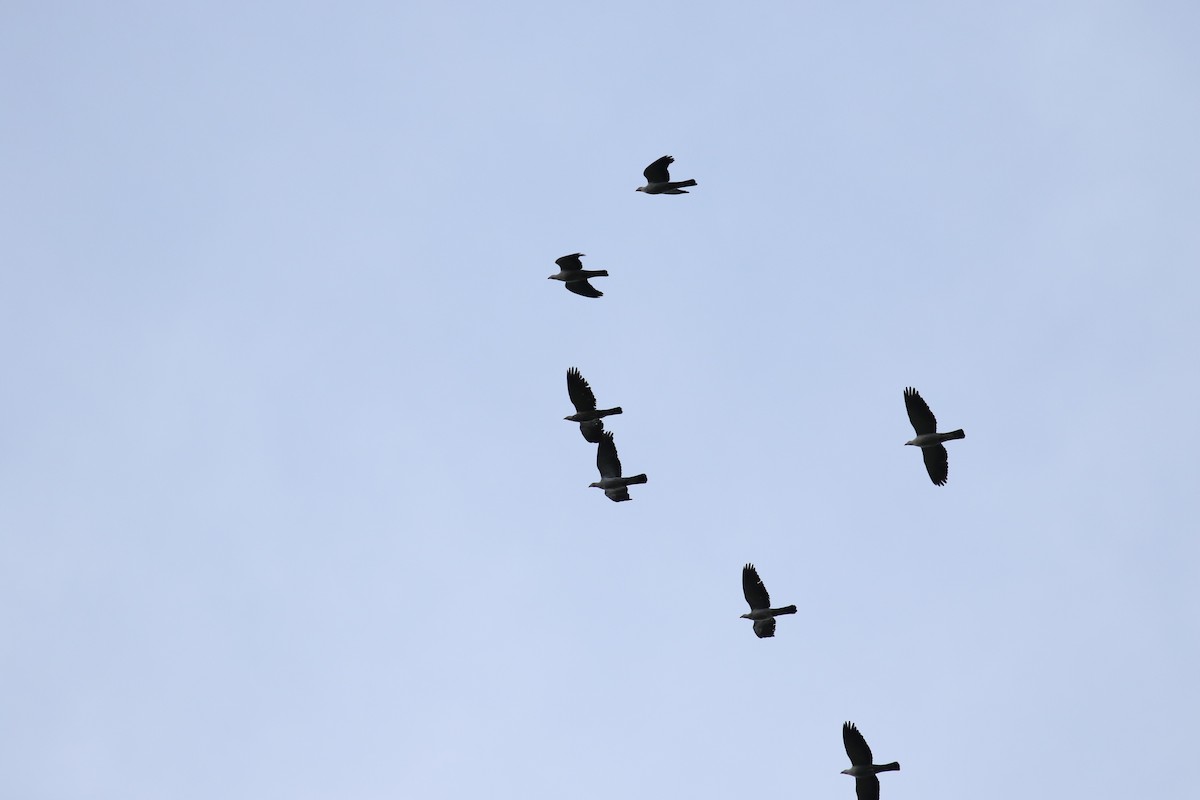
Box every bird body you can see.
[564,407,623,423]
[548,253,608,298]
[589,473,649,502]
[906,430,965,448]
[637,180,697,195]
[740,606,798,621]
[589,431,647,502]
[636,155,697,194]
[841,764,901,778]
[740,563,796,638]
[903,387,965,486]
[547,268,609,282]
[842,722,899,800]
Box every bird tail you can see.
[625,474,648,485]
[876,762,900,773]
[674,179,698,188]
[942,429,965,441]
[596,406,623,418]
[582,269,609,278]
[776,605,798,615]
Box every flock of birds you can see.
[547,155,970,800]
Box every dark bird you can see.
[903,387,966,486]
[548,253,607,298]
[740,563,797,638]
[565,368,623,443]
[589,431,647,502]
[636,155,697,194]
[841,722,900,800]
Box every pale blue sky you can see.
[2,3,1198,799]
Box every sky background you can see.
[2,2,1199,799]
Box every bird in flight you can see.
[548,253,608,298]
[636,155,697,195]
[564,368,623,443]
[589,431,647,502]
[903,387,965,486]
[841,722,900,800]
[740,563,797,638]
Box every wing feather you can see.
[903,387,938,435]
[855,775,881,800]
[555,253,584,272]
[578,419,605,443]
[567,368,598,413]
[566,280,602,298]
[742,563,772,610]
[843,722,875,767]
[643,155,674,183]
[596,432,623,479]
[922,443,950,486]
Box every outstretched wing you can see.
[567,367,598,413]
[843,721,875,767]
[903,387,938,435]
[742,563,772,611]
[578,419,605,443]
[555,252,585,272]
[922,443,950,486]
[596,432,624,479]
[752,618,776,638]
[643,155,674,183]
[566,280,602,298]
[855,775,881,800]
[604,486,632,502]
[561,278,600,297]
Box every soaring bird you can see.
[903,387,965,486]
[740,563,797,638]
[841,722,900,800]
[589,431,647,502]
[636,155,697,195]
[565,368,623,443]
[548,253,608,298]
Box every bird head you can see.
[841,768,854,776]
[739,612,752,620]
[588,481,602,489]
[903,438,917,446]
[635,186,645,192]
